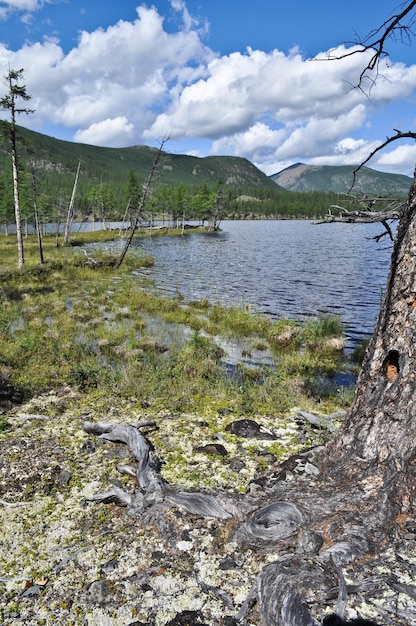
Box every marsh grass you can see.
[302,313,344,347]
[0,233,352,415]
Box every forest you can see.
[1,1,416,621]
[0,123,402,232]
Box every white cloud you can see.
[0,3,415,174]
[1,0,42,9]
[375,142,416,175]
[0,4,214,146]
[74,116,135,147]
[0,0,50,20]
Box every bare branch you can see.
[324,1,416,90]
[349,130,416,190]
[313,193,404,241]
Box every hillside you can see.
[270,162,412,196]
[0,126,278,191]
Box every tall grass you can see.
[0,233,350,415]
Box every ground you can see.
[0,388,415,626]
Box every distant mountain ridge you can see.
[270,163,412,196]
[0,126,278,191]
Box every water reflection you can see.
[88,220,392,349]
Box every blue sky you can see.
[1,0,416,176]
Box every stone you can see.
[225,419,276,439]
[194,443,228,456]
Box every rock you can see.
[225,419,276,439]
[166,610,209,625]
[58,468,72,486]
[101,558,119,573]
[302,462,320,475]
[81,439,96,453]
[21,584,42,598]
[219,557,238,570]
[254,451,277,464]
[194,443,228,456]
[88,580,112,605]
[229,458,246,471]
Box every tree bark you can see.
[11,141,24,269]
[84,171,416,625]
[321,170,416,513]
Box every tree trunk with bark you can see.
[84,171,416,626]
[11,141,24,269]
[320,169,416,526]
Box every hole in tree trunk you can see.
[383,350,400,382]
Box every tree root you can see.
[83,419,414,625]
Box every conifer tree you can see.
[0,68,33,269]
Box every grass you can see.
[0,232,353,417]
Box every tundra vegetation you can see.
[0,230,349,417]
[0,229,354,624]
[1,3,416,624]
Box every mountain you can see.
[270,163,412,196]
[0,126,278,191]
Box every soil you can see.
[0,388,415,625]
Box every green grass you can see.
[0,233,352,417]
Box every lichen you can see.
[0,389,414,625]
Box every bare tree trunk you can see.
[115,140,166,268]
[63,160,81,245]
[31,163,44,264]
[11,143,24,269]
[1,68,33,269]
[321,170,416,513]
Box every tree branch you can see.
[349,130,416,191]
[325,1,416,90]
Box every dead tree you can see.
[115,138,168,268]
[84,171,416,626]
[62,159,81,246]
[84,5,416,624]
[30,162,45,264]
[314,195,405,241]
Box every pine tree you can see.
[0,68,34,268]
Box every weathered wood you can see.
[313,209,401,225]
[83,172,416,625]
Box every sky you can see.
[0,0,416,177]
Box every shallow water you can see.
[96,219,392,350]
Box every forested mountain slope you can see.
[0,125,278,191]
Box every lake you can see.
[89,219,393,350]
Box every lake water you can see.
[90,219,392,350]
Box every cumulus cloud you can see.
[74,116,135,147]
[0,2,415,175]
[145,42,416,174]
[375,142,416,174]
[0,0,50,20]
[0,3,214,145]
